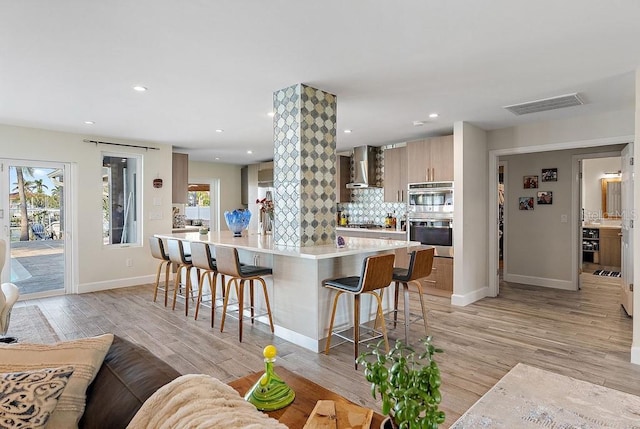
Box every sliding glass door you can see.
[0,159,70,297]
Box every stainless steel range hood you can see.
[346,146,378,188]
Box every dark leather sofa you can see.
[79,335,181,429]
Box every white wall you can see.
[582,157,621,220]
[632,69,640,365]
[188,161,243,231]
[0,123,173,292]
[453,121,489,306]
[488,108,635,151]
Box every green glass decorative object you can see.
[245,345,295,411]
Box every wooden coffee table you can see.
[229,367,384,428]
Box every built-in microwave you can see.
[407,181,453,216]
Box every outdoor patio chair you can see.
[31,223,47,240]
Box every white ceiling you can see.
[1,1,638,164]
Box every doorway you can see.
[0,159,71,298]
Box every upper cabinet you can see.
[407,135,453,183]
[172,153,189,203]
[336,155,351,203]
[383,146,407,203]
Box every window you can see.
[102,153,141,245]
[186,183,210,227]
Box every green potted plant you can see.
[356,336,445,429]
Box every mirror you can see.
[601,177,621,218]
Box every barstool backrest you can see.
[406,247,435,280]
[149,237,169,261]
[359,253,395,293]
[167,239,189,265]
[191,242,216,270]
[214,246,242,277]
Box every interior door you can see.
[620,143,634,315]
[0,159,69,297]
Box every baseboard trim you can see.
[504,274,575,291]
[631,345,640,365]
[451,286,489,307]
[79,275,155,294]
[272,323,320,353]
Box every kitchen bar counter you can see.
[155,230,420,352]
[159,230,413,259]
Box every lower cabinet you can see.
[393,250,453,297]
[420,257,453,297]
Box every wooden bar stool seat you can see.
[190,242,226,327]
[149,237,173,306]
[323,253,395,369]
[216,246,274,342]
[391,247,434,343]
[167,239,197,316]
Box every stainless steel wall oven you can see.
[406,181,453,248]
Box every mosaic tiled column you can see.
[273,84,337,247]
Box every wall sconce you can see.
[153,178,163,188]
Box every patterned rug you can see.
[451,363,640,428]
[5,304,60,343]
[593,269,622,277]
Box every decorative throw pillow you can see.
[0,366,75,429]
[0,333,114,429]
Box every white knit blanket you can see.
[127,374,289,429]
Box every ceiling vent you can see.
[504,93,584,116]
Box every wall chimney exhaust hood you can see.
[346,146,379,189]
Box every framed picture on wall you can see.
[537,191,553,205]
[519,197,534,210]
[542,168,558,182]
[523,175,538,189]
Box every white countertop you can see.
[156,230,417,260]
[582,222,622,229]
[335,226,406,235]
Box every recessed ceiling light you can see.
[84,121,95,125]
[133,85,147,92]
[344,129,352,133]
[215,129,224,133]
[267,112,275,117]
[412,120,425,127]
[215,157,220,160]
[247,150,253,154]
[429,113,439,118]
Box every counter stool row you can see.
[148,237,274,342]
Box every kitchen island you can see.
[156,230,418,352]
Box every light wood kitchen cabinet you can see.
[420,256,453,297]
[383,146,408,202]
[172,153,188,204]
[599,227,621,267]
[407,135,453,183]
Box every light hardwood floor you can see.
[16,273,640,428]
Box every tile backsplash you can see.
[339,188,405,225]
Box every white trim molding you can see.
[451,287,489,307]
[79,275,155,293]
[503,274,575,291]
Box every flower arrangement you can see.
[256,198,274,218]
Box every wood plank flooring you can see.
[15,273,640,428]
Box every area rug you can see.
[593,269,622,277]
[5,305,60,343]
[450,363,640,428]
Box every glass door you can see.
[0,160,69,297]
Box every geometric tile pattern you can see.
[273,84,337,247]
[340,147,405,225]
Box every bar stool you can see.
[190,242,226,327]
[149,237,173,307]
[167,239,196,316]
[216,246,274,342]
[391,247,434,343]
[323,253,395,369]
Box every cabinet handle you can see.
[397,190,400,202]
[425,168,429,181]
